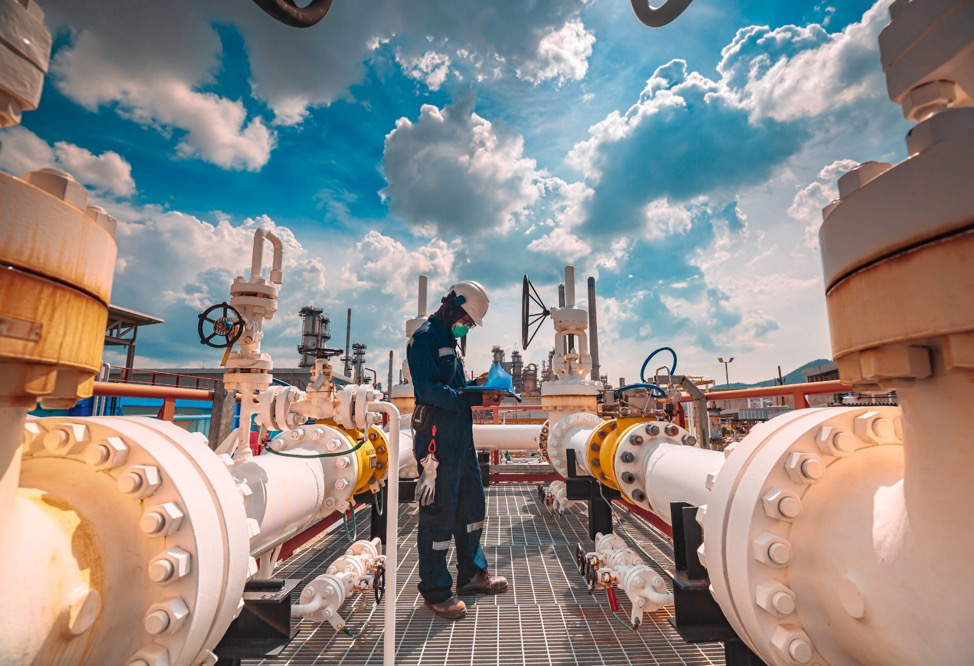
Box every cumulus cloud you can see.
[517,19,596,85]
[0,127,136,196]
[721,0,893,121]
[45,1,275,170]
[787,158,858,246]
[53,142,135,196]
[397,50,453,91]
[381,97,545,236]
[0,127,54,175]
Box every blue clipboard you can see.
[460,386,523,403]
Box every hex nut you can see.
[621,451,635,463]
[755,580,797,617]
[682,434,697,446]
[785,453,825,484]
[24,168,89,210]
[632,489,647,502]
[149,547,192,585]
[629,434,644,445]
[140,502,185,536]
[126,644,170,666]
[902,80,962,122]
[762,488,802,521]
[247,518,261,539]
[705,471,718,492]
[664,424,679,437]
[118,465,162,498]
[753,532,792,567]
[854,411,899,445]
[621,471,636,484]
[237,482,253,505]
[43,423,89,454]
[837,161,892,199]
[814,426,858,457]
[907,107,974,155]
[0,92,23,126]
[85,205,117,237]
[84,437,128,469]
[22,422,43,455]
[144,597,189,636]
[771,626,814,664]
[645,424,660,436]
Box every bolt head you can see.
[42,423,88,454]
[753,532,792,567]
[118,465,162,498]
[705,471,718,492]
[140,502,185,536]
[149,547,192,584]
[0,92,23,126]
[85,205,117,237]
[24,168,89,210]
[646,424,660,436]
[853,411,900,444]
[126,644,170,666]
[837,161,892,199]
[336,479,349,490]
[902,80,961,122]
[629,434,643,445]
[664,424,679,437]
[621,451,635,463]
[144,597,189,636]
[621,472,636,484]
[785,452,825,484]
[771,626,814,664]
[814,425,858,457]
[682,434,697,446]
[84,437,128,469]
[762,487,802,521]
[907,107,974,155]
[755,580,796,617]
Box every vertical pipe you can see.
[344,308,352,377]
[368,401,400,666]
[564,266,576,306]
[417,275,428,317]
[587,277,600,383]
[558,285,566,308]
[387,350,394,391]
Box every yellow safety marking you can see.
[587,417,650,491]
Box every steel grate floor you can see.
[249,486,725,665]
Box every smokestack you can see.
[418,274,428,317]
[388,350,394,391]
[564,266,575,306]
[558,284,566,308]
[343,308,352,377]
[588,276,601,383]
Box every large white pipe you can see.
[640,443,723,522]
[368,401,400,666]
[472,424,542,451]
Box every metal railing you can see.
[110,366,222,391]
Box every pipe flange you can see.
[546,412,603,477]
[19,417,251,665]
[613,420,691,511]
[538,420,550,462]
[703,406,902,666]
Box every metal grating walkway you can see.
[249,485,725,665]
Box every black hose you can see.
[629,0,693,28]
[251,0,334,28]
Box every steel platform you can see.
[250,485,726,665]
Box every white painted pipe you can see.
[568,426,595,476]
[564,266,575,307]
[368,401,400,666]
[417,275,428,317]
[641,443,723,522]
[472,424,542,451]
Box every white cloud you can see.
[53,142,135,196]
[0,126,54,175]
[397,50,453,91]
[787,158,858,246]
[0,127,137,197]
[381,97,545,236]
[45,1,275,171]
[517,19,596,85]
[721,0,893,121]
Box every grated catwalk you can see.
[250,485,726,665]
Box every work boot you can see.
[457,569,509,595]
[425,595,467,620]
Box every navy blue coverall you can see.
[407,314,489,604]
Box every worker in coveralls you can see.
[407,280,509,619]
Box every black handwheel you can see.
[521,275,550,350]
[373,564,386,603]
[197,302,244,348]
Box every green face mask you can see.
[451,323,470,338]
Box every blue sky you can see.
[1,0,909,386]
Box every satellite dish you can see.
[521,275,550,349]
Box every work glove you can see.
[417,452,439,507]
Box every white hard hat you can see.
[449,280,489,326]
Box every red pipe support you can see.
[686,379,850,403]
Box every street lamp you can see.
[718,357,734,387]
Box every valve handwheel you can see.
[197,302,244,348]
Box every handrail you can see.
[92,382,214,401]
[111,366,221,390]
[682,379,852,409]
